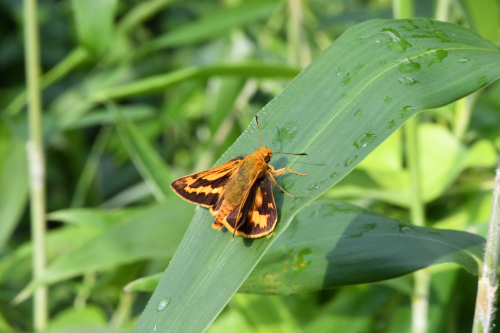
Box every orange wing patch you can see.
[170,157,243,212]
[228,177,277,238]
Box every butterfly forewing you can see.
[170,157,243,213]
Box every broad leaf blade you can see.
[124,201,484,293]
[132,19,500,332]
[240,201,484,295]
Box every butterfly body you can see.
[171,118,306,239]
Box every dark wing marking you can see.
[215,172,260,234]
[170,157,243,211]
[236,178,277,238]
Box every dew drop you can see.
[399,106,416,119]
[330,172,339,179]
[386,119,396,129]
[398,58,421,73]
[412,30,454,43]
[477,76,488,88]
[383,96,392,103]
[344,156,358,167]
[354,109,363,118]
[154,325,157,331]
[458,57,474,63]
[353,131,377,149]
[380,60,386,65]
[398,225,414,233]
[398,77,419,86]
[157,298,170,311]
[421,48,448,67]
[379,28,412,52]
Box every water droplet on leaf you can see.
[344,156,358,167]
[353,131,377,149]
[157,298,170,311]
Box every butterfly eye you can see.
[264,155,270,163]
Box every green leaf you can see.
[48,305,107,331]
[132,19,500,332]
[134,0,279,56]
[458,0,500,43]
[91,62,300,101]
[13,199,193,303]
[333,124,498,206]
[71,0,118,55]
[0,134,28,249]
[41,202,191,283]
[123,272,163,293]
[240,201,484,294]
[303,286,393,333]
[48,207,142,228]
[0,225,102,284]
[61,105,156,130]
[111,104,174,201]
[124,201,484,293]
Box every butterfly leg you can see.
[267,171,297,199]
[269,165,307,177]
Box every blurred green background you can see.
[1,0,500,332]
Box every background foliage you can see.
[1,0,500,332]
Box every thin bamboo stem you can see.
[7,47,91,115]
[405,115,430,333]
[24,0,48,331]
[287,0,310,67]
[472,156,500,333]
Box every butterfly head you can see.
[257,146,273,163]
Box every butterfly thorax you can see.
[223,154,267,204]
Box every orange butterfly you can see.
[171,116,306,239]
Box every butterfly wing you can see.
[214,171,260,232]
[220,177,277,238]
[235,178,277,238]
[170,157,243,215]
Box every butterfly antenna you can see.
[274,152,308,156]
[255,116,262,147]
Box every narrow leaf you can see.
[111,104,173,201]
[71,0,118,55]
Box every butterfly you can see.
[171,116,307,239]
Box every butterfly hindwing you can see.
[170,157,243,213]
[223,177,277,238]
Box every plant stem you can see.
[7,47,91,115]
[472,156,500,333]
[24,0,48,331]
[405,115,430,333]
[453,93,477,141]
[392,0,414,20]
[434,0,451,22]
[287,0,310,67]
